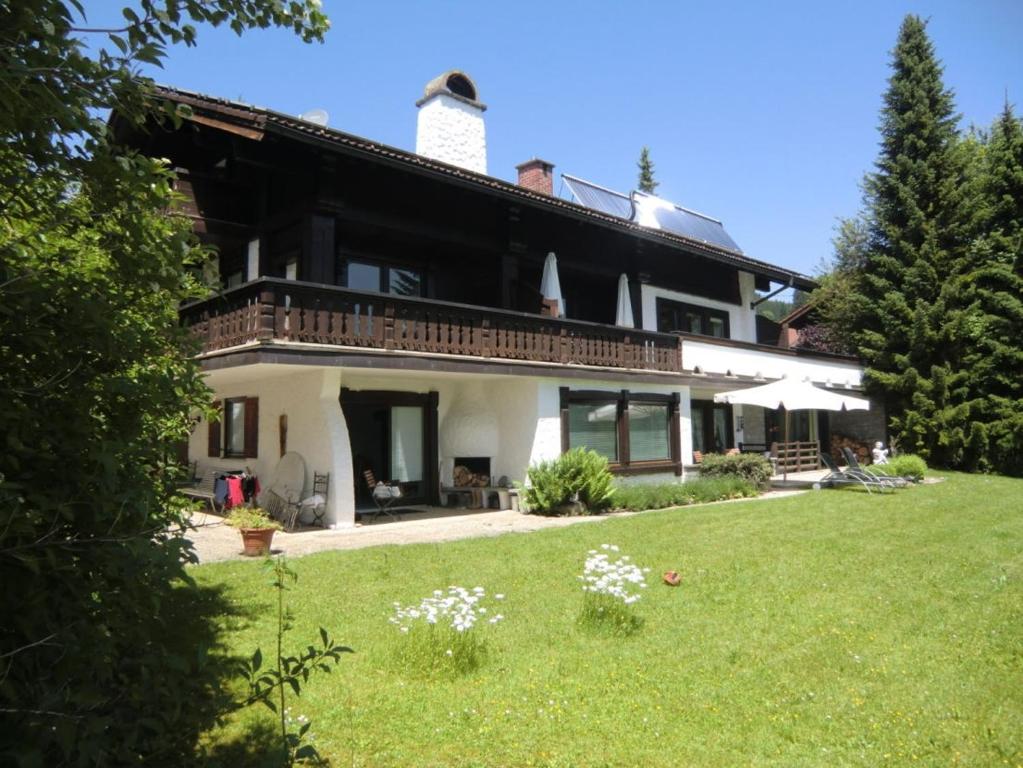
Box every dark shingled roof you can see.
[144,84,817,291]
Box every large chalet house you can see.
[115,71,881,526]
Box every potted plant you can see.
[225,507,282,557]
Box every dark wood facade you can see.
[116,87,821,375]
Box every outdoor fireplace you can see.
[453,457,491,487]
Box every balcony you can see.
[181,278,683,374]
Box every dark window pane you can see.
[712,408,729,452]
[691,405,706,453]
[628,403,669,461]
[389,268,421,296]
[656,297,729,339]
[568,402,618,461]
[347,262,381,292]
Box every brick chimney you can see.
[516,158,555,195]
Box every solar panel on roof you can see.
[564,175,743,254]
[563,175,634,219]
[635,193,744,253]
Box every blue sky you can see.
[86,1,1022,279]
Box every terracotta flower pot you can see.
[240,527,275,557]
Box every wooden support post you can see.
[257,287,275,342]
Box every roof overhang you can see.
[136,85,817,291]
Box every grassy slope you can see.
[196,473,1023,767]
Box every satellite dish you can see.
[299,108,329,126]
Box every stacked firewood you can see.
[830,434,872,464]
[453,465,490,488]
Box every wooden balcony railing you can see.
[181,278,683,373]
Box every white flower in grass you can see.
[391,585,507,635]
[579,545,649,604]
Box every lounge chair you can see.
[840,447,908,488]
[820,452,892,493]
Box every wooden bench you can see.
[179,466,244,514]
[263,489,300,532]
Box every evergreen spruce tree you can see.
[962,105,1023,473]
[814,15,1023,475]
[637,146,659,193]
[843,15,970,464]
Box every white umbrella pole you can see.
[783,407,789,483]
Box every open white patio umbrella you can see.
[713,376,869,481]
[615,273,635,328]
[539,251,564,317]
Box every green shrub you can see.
[521,448,616,515]
[698,453,774,487]
[874,454,927,481]
[612,477,757,511]
[224,506,282,530]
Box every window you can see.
[568,401,619,462]
[628,402,670,461]
[389,268,422,297]
[656,297,730,339]
[224,398,246,457]
[208,397,258,458]
[561,389,680,474]
[346,261,381,292]
[343,259,423,297]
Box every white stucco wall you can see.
[737,271,758,342]
[191,365,705,526]
[416,94,487,174]
[640,283,757,343]
[189,366,353,527]
[682,339,864,387]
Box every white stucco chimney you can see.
[415,70,487,174]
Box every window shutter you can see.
[208,400,222,457]
[244,397,259,458]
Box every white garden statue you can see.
[872,441,890,465]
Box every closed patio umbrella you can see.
[539,251,564,317]
[615,273,634,328]
[713,376,869,481]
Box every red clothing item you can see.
[225,475,244,509]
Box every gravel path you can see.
[184,489,807,565]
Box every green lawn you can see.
[194,473,1023,767]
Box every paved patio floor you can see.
[184,488,809,565]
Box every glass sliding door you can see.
[690,400,734,457]
[341,390,437,510]
[691,404,707,454]
[390,406,424,497]
[766,408,819,444]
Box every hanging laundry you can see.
[225,475,245,509]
